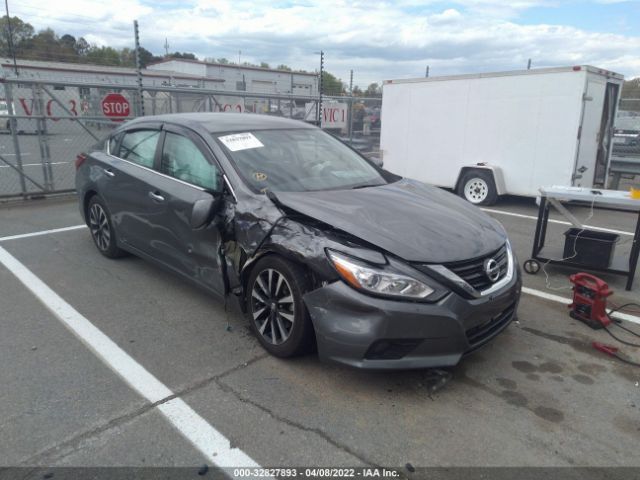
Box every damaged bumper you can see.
[303,272,521,370]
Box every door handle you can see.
[103,168,115,178]
[148,191,165,202]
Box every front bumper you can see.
[303,270,521,370]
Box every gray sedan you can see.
[75,113,521,369]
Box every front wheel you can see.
[457,170,498,206]
[246,256,315,358]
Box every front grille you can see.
[443,244,508,292]
[465,303,516,352]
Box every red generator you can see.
[569,273,612,329]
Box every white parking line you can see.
[0,225,86,242]
[481,207,634,236]
[522,286,640,325]
[0,245,261,469]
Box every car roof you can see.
[123,112,316,134]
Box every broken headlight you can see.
[327,250,435,299]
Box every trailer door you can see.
[573,80,606,187]
[594,82,619,186]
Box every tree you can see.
[169,51,197,60]
[364,82,382,97]
[622,79,640,99]
[321,71,345,95]
[277,64,292,71]
[352,85,363,96]
[139,47,160,67]
[75,37,90,56]
[23,28,61,61]
[86,46,121,66]
[260,62,270,68]
[0,15,34,57]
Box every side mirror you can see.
[191,194,221,229]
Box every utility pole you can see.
[349,69,354,143]
[425,65,429,78]
[164,38,170,56]
[133,20,145,116]
[4,0,19,76]
[317,50,324,125]
[527,58,532,70]
[238,50,241,64]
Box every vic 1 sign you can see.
[101,93,130,120]
[322,103,347,128]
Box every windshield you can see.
[215,128,388,192]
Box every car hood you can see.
[273,179,506,264]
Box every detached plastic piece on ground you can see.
[569,273,612,329]
[593,342,618,357]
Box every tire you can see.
[246,256,315,358]
[457,169,498,206]
[87,196,127,259]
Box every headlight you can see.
[327,250,435,299]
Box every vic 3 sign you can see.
[101,93,130,120]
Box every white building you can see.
[147,58,318,96]
[0,57,318,97]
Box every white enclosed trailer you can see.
[380,66,624,205]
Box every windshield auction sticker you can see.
[218,132,264,152]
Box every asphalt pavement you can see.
[0,195,639,473]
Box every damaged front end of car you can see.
[216,186,520,370]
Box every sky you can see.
[10,0,640,88]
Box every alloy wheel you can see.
[464,178,489,204]
[89,203,111,252]
[250,268,296,345]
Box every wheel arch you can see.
[238,248,320,311]
[83,189,99,224]
[455,165,506,196]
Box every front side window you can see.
[161,132,220,191]
[108,132,122,155]
[119,130,160,168]
[215,128,388,192]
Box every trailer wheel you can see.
[523,259,540,275]
[457,169,498,206]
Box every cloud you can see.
[13,0,640,87]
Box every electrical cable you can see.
[542,195,596,290]
[603,323,640,347]
[609,302,640,316]
[610,353,640,367]
[606,302,640,338]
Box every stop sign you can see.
[101,93,130,121]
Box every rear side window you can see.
[119,130,160,168]
[160,132,221,191]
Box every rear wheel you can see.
[87,196,126,258]
[457,169,498,206]
[246,256,315,358]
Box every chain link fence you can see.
[0,78,381,199]
[615,97,640,155]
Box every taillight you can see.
[75,153,87,169]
